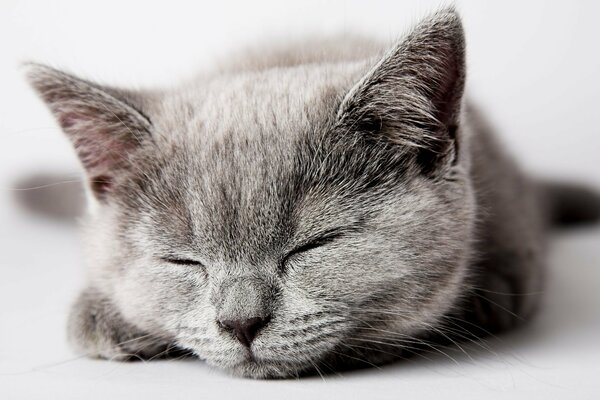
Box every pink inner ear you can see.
[64,114,137,201]
[73,135,120,171]
[74,134,133,200]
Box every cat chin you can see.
[193,344,318,378]
[226,359,311,379]
[197,346,318,378]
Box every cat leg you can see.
[458,249,545,336]
[67,287,185,360]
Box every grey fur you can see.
[24,8,600,378]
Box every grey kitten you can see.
[25,8,600,378]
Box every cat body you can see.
[26,9,599,378]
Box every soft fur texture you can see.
[25,8,600,378]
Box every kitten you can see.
[25,8,600,378]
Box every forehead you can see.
[131,64,401,261]
[187,64,358,139]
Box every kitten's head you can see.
[27,9,474,378]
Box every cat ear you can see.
[25,64,153,200]
[337,8,466,175]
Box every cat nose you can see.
[218,316,270,347]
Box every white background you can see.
[1,1,599,399]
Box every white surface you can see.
[1,1,599,399]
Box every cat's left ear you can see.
[337,8,466,175]
[25,64,153,200]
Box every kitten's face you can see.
[29,9,472,378]
[93,65,471,377]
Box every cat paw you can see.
[462,271,542,335]
[67,287,184,361]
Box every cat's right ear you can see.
[25,64,153,200]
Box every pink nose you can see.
[218,316,270,347]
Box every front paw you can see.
[67,287,183,361]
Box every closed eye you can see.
[162,257,204,267]
[280,229,347,270]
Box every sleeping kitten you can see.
[25,8,600,378]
